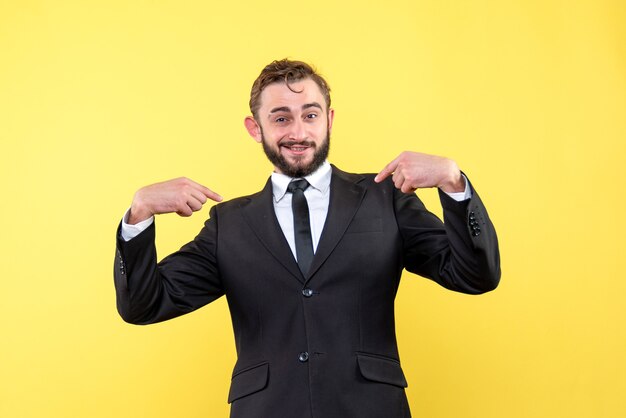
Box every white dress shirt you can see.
[270,161,332,257]
[121,161,471,261]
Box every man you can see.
[114,59,500,418]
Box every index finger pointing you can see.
[201,186,223,202]
[375,158,399,183]
[186,179,223,202]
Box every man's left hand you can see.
[375,151,465,194]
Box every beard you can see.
[261,130,330,178]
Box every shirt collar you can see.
[271,161,332,203]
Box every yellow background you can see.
[1,0,625,417]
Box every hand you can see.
[127,177,223,224]
[374,151,465,194]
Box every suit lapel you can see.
[240,178,304,283]
[305,166,367,282]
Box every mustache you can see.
[279,140,316,147]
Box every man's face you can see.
[245,78,334,177]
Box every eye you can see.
[275,117,287,123]
[306,113,318,119]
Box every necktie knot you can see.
[288,179,310,194]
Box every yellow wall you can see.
[1,1,625,417]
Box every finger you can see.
[190,189,209,205]
[204,188,223,202]
[180,178,223,202]
[187,196,204,212]
[194,183,223,202]
[176,206,193,217]
[374,158,399,183]
[392,171,405,190]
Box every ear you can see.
[244,116,263,143]
[327,108,335,133]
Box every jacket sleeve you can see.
[394,178,501,294]
[113,206,224,324]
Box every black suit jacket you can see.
[114,165,500,418]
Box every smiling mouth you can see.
[284,145,309,152]
[280,141,314,154]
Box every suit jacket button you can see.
[302,288,314,297]
[298,352,309,362]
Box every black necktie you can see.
[287,179,314,275]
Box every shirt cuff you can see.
[442,174,472,202]
[120,208,154,241]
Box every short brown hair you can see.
[249,59,331,120]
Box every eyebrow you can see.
[302,102,323,111]
[269,102,323,115]
[269,106,291,114]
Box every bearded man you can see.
[114,59,500,418]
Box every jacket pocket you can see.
[227,361,269,403]
[356,352,408,388]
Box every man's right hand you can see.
[127,177,223,225]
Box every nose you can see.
[289,118,307,141]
